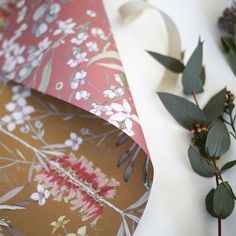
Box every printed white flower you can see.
[35,120,43,129]
[0,38,15,58]
[54,18,76,35]
[31,184,50,206]
[103,86,124,99]
[27,37,52,67]
[71,32,88,45]
[16,0,25,8]
[33,3,47,21]
[86,10,96,17]
[46,3,61,22]
[20,124,30,133]
[80,128,89,135]
[33,22,48,37]
[67,52,88,68]
[86,41,98,52]
[5,71,15,80]
[2,44,25,73]
[14,23,28,39]
[17,6,27,23]
[70,70,87,89]
[1,98,35,131]
[64,132,83,151]
[109,99,139,136]
[75,91,90,101]
[91,27,107,40]
[12,85,31,101]
[66,226,87,236]
[18,66,32,79]
[0,219,9,232]
[90,103,113,116]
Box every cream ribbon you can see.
[119,0,182,60]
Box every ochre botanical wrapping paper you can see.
[0,1,153,236]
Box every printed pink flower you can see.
[34,155,120,225]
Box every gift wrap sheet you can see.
[0,1,153,235]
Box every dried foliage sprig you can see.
[147,41,236,236]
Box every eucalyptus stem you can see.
[192,92,200,108]
[212,157,222,236]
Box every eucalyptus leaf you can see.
[227,49,236,76]
[147,50,185,73]
[203,88,226,123]
[221,37,235,53]
[188,146,216,177]
[205,189,217,218]
[182,41,204,94]
[213,182,235,219]
[224,182,236,200]
[205,119,231,158]
[221,160,236,173]
[200,66,206,86]
[158,92,207,129]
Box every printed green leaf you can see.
[0,186,25,205]
[205,119,231,158]
[221,160,236,173]
[188,146,216,177]
[38,59,53,93]
[205,189,217,218]
[147,50,185,73]
[203,88,227,123]
[117,151,131,167]
[158,92,207,129]
[96,63,124,72]
[182,41,204,94]
[213,182,235,219]
[124,161,135,182]
[87,51,121,66]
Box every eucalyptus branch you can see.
[148,40,236,236]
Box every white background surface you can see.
[104,0,236,235]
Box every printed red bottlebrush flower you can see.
[34,155,120,225]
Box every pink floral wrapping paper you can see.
[0,1,153,236]
[0,0,148,153]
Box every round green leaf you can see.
[203,88,226,124]
[158,92,207,129]
[205,119,231,158]
[205,189,217,218]
[188,146,216,177]
[213,182,235,219]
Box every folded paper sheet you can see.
[0,1,153,235]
